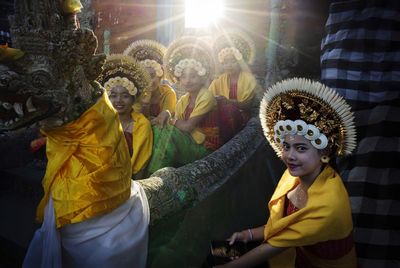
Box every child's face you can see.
[108,85,135,115]
[281,135,323,181]
[222,56,240,73]
[145,67,161,92]
[179,68,205,93]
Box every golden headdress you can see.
[259,78,357,157]
[163,36,215,82]
[97,54,150,97]
[213,30,256,64]
[124,39,166,64]
[124,39,166,77]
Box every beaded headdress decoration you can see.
[163,36,215,82]
[259,78,357,157]
[213,30,256,64]
[123,39,166,77]
[97,54,150,97]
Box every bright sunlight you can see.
[185,0,224,28]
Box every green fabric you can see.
[147,124,211,174]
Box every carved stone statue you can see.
[0,0,266,266]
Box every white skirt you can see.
[23,181,150,268]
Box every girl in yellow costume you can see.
[23,65,150,267]
[209,30,258,142]
[147,37,221,174]
[124,39,176,123]
[98,54,153,179]
[215,78,358,268]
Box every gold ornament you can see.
[163,36,215,82]
[213,30,256,64]
[124,39,166,64]
[259,78,357,157]
[97,54,150,97]
[124,39,166,77]
[321,155,330,164]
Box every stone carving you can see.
[1,0,104,130]
[0,0,264,224]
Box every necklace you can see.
[288,183,308,208]
[122,120,133,132]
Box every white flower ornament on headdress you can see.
[273,119,329,150]
[218,47,243,63]
[260,78,357,157]
[140,59,164,77]
[104,76,138,96]
[174,58,207,77]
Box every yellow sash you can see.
[37,93,131,228]
[208,71,257,102]
[175,87,216,144]
[265,166,356,268]
[158,84,177,114]
[134,84,177,115]
[130,112,153,175]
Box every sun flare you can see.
[185,0,224,28]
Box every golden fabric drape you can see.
[208,71,257,102]
[175,87,216,144]
[134,84,177,116]
[37,93,131,228]
[264,166,357,268]
[130,112,153,175]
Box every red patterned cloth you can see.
[123,131,133,156]
[229,83,238,99]
[184,105,221,151]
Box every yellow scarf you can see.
[130,112,153,175]
[158,84,177,114]
[175,87,217,144]
[37,93,131,228]
[265,166,356,268]
[208,71,257,102]
[133,84,177,115]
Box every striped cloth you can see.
[321,1,400,267]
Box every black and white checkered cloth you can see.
[321,1,400,267]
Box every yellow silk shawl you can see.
[264,165,357,268]
[158,84,177,114]
[208,71,257,102]
[134,84,177,115]
[175,87,217,144]
[130,111,153,175]
[37,93,131,228]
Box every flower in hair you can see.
[217,47,243,63]
[140,59,164,77]
[259,78,357,157]
[173,58,207,77]
[104,76,138,96]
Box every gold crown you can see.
[123,39,166,65]
[97,54,150,97]
[213,30,256,64]
[163,36,215,82]
[259,78,357,157]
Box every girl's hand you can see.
[154,110,171,128]
[215,95,229,105]
[228,229,252,245]
[150,117,159,126]
[228,232,243,245]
